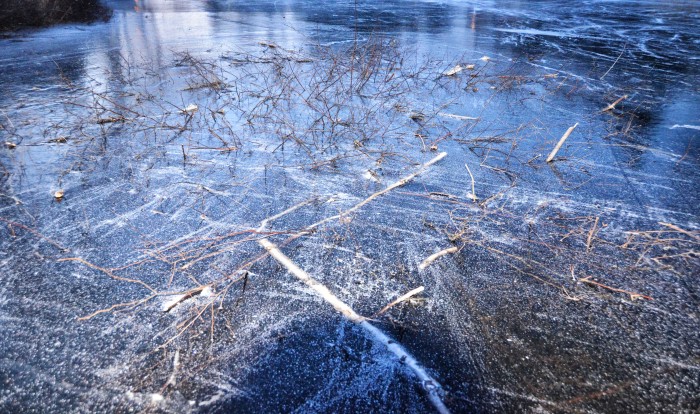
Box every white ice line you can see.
[670,124,700,131]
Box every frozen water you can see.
[1,0,698,413]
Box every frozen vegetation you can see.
[0,0,698,412]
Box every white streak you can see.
[671,124,700,131]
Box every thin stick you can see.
[374,286,425,317]
[164,349,181,388]
[658,222,700,241]
[579,277,653,301]
[303,152,447,232]
[259,238,364,322]
[78,294,157,321]
[586,217,599,253]
[602,95,628,112]
[59,257,156,293]
[418,247,458,270]
[162,286,206,312]
[464,163,477,201]
[258,154,446,235]
[258,238,450,414]
[257,197,321,231]
[1,217,68,251]
[600,44,626,80]
[546,123,579,163]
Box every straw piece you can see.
[586,217,600,253]
[418,247,459,270]
[464,163,477,201]
[374,286,425,317]
[602,95,628,112]
[442,65,463,76]
[546,123,579,163]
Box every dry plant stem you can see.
[658,222,700,241]
[586,216,600,253]
[262,153,448,248]
[418,247,459,270]
[579,277,653,301]
[565,380,635,405]
[546,123,579,163]
[303,152,448,232]
[600,44,626,80]
[1,217,68,251]
[373,286,425,317]
[159,301,214,350]
[177,231,284,271]
[258,238,364,322]
[163,349,180,390]
[257,197,320,231]
[78,294,157,321]
[464,162,477,201]
[620,222,698,274]
[477,243,565,291]
[602,95,628,112]
[59,257,156,293]
[77,284,213,321]
[162,286,205,312]
[258,238,450,414]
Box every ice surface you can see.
[1,0,698,413]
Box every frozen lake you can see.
[1,1,698,412]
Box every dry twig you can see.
[373,286,425,317]
[418,247,459,270]
[546,123,579,163]
[602,95,628,112]
[586,217,600,253]
[464,162,477,201]
[579,277,653,301]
